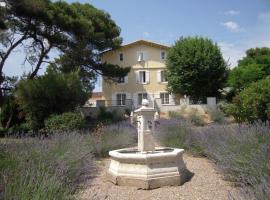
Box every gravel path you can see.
[78,154,234,200]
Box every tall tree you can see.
[228,47,270,91]
[0,0,130,104]
[166,36,228,101]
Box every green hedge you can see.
[227,76,270,122]
[44,112,86,132]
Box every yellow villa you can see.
[101,40,177,110]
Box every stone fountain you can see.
[107,99,187,189]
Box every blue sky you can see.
[3,0,270,91]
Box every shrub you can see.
[97,107,125,124]
[156,119,270,199]
[168,111,185,119]
[0,132,94,200]
[91,121,136,157]
[15,69,87,130]
[207,107,226,124]
[188,110,205,126]
[227,77,270,122]
[44,112,86,132]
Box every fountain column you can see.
[134,99,155,152]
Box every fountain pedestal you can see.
[107,99,187,189]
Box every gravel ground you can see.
[78,154,235,200]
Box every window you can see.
[137,51,147,62]
[160,70,168,82]
[116,93,126,106]
[136,70,149,84]
[161,51,166,60]
[119,53,123,61]
[160,93,169,104]
[138,93,148,105]
[117,76,125,83]
[139,71,146,83]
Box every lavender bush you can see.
[90,121,137,157]
[0,132,95,200]
[156,119,270,199]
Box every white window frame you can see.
[160,70,168,83]
[137,51,147,62]
[136,70,150,84]
[116,93,126,106]
[161,51,166,60]
[160,92,170,105]
[138,93,148,105]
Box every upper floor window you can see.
[136,70,150,84]
[158,70,168,83]
[119,53,123,61]
[116,93,126,106]
[160,70,168,82]
[137,51,147,62]
[161,51,166,60]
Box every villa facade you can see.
[101,40,179,110]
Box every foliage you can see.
[89,122,136,157]
[166,36,228,100]
[228,47,270,91]
[156,119,270,199]
[0,96,18,129]
[0,132,95,200]
[188,110,205,126]
[0,0,129,104]
[44,112,86,132]
[207,107,226,124]
[227,77,270,122]
[15,69,87,130]
[97,107,126,124]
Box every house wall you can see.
[102,42,173,108]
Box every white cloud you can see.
[143,31,150,37]
[224,10,240,16]
[258,12,270,24]
[221,21,243,32]
[218,42,245,68]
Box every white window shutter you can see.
[124,75,128,83]
[169,94,175,105]
[157,70,161,83]
[112,93,116,106]
[146,70,150,83]
[135,71,140,83]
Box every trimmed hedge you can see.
[44,112,86,132]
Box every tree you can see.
[166,36,228,101]
[227,76,270,122]
[228,47,270,91]
[15,68,87,130]
[0,0,129,105]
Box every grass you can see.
[155,119,270,199]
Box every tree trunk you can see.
[28,46,52,79]
[0,34,27,106]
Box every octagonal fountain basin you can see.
[107,147,187,189]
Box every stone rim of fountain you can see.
[107,99,187,189]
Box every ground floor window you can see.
[116,93,126,105]
[160,93,169,104]
[138,93,148,105]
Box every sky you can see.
[3,0,270,91]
